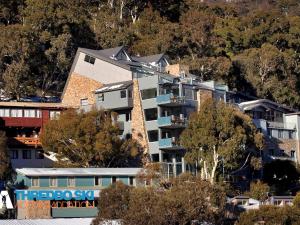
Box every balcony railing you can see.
[157,115,187,128]
[270,156,296,162]
[267,121,296,130]
[159,137,182,150]
[156,94,185,106]
[9,137,41,148]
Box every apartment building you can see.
[0,102,63,168]
[238,99,300,163]
[61,46,300,177]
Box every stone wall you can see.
[165,64,189,77]
[197,89,213,111]
[61,72,103,108]
[131,79,149,157]
[17,200,51,219]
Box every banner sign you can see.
[15,190,95,201]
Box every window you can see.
[94,176,102,186]
[84,54,96,64]
[50,177,57,187]
[50,111,61,120]
[144,108,158,121]
[183,88,193,100]
[291,151,295,158]
[288,131,294,139]
[141,88,157,100]
[97,94,104,102]
[129,177,135,186]
[278,130,283,139]
[32,177,39,187]
[35,150,44,159]
[0,109,10,117]
[148,130,158,142]
[120,90,127,98]
[112,176,117,184]
[11,109,23,117]
[151,154,159,162]
[80,98,89,106]
[10,150,18,159]
[68,177,75,187]
[23,150,31,159]
[36,110,41,118]
[128,90,132,98]
[24,109,36,118]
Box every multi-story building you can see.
[0,102,63,168]
[61,46,300,177]
[238,99,300,163]
[15,167,142,219]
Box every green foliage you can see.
[263,160,300,195]
[40,109,140,167]
[294,192,300,209]
[93,174,226,225]
[0,0,300,108]
[180,99,264,183]
[237,205,300,225]
[245,181,270,202]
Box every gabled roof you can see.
[133,53,166,64]
[16,167,142,176]
[97,46,125,58]
[95,80,133,93]
[238,99,296,113]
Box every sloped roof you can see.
[16,168,142,176]
[97,46,125,58]
[0,101,64,109]
[238,99,296,113]
[133,53,165,64]
[95,80,133,93]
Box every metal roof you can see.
[16,168,142,177]
[0,219,121,225]
[133,53,165,64]
[0,101,64,109]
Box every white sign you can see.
[0,191,13,209]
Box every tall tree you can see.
[180,99,264,184]
[40,109,140,167]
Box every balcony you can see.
[159,137,182,150]
[270,156,296,162]
[157,115,187,129]
[9,137,41,148]
[267,121,296,130]
[156,94,185,106]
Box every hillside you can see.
[0,0,300,108]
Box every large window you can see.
[141,88,157,100]
[32,177,39,187]
[23,150,31,159]
[0,109,10,117]
[144,108,158,121]
[24,109,36,118]
[11,109,23,117]
[84,54,96,64]
[68,177,75,187]
[148,130,158,142]
[50,177,57,187]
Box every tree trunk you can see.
[210,146,219,184]
[120,0,124,21]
